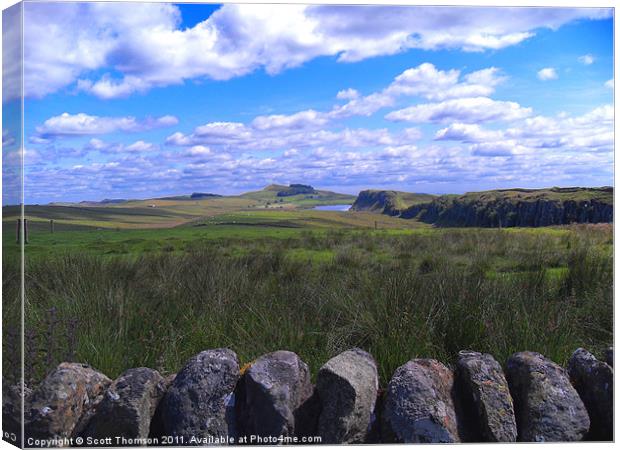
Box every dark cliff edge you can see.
[350,190,436,216]
[357,187,613,227]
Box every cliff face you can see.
[351,190,436,216]
[366,187,613,227]
[410,198,613,227]
[350,190,403,215]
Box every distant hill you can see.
[276,184,316,197]
[239,184,356,206]
[158,192,223,200]
[398,187,613,227]
[350,190,436,216]
[75,198,128,206]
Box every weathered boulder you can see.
[605,347,613,367]
[78,367,165,443]
[26,363,111,442]
[316,348,378,444]
[236,351,315,439]
[455,351,517,442]
[382,359,460,443]
[506,351,589,442]
[567,348,613,440]
[159,349,240,443]
[2,382,31,447]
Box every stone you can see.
[567,348,613,440]
[159,349,240,443]
[237,351,314,439]
[382,359,460,443]
[2,382,32,447]
[604,347,613,367]
[148,373,177,441]
[26,363,111,442]
[455,351,517,442]
[506,351,590,442]
[316,348,378,444]
[78,368,165,442]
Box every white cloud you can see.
[22,3,612,98]
[385,97,532,124]
[336,88,360,100]
[167,122,421,152]
[86,139,109,151]
[605,79,614,89]
[435,123,503,142]
[252,110,329,131]
[329,63,507,119]
[578,54,595,65]
[77,76,151,100]
[3,5,22,103]
[186,145,212,156]
[2,129,16,147]
[36,113,179,137]
[329,92,394,118]
[537,67,558,80]
[385,63,460,98]
[432,104,613,157]
[125,140,158,153]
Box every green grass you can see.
[3,222,612,387]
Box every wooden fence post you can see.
[50,219,54,234]
[16,218,20,244]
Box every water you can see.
[312,204,352,211]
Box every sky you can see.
[1,2,615,204]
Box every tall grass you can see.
[3,225,612,385]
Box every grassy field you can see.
[2,193,613,386]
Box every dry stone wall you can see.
[3,347,613,447]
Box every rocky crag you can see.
[350,190,435,216]
[354,187,613,227]
[3,347,613,447]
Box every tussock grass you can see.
[3,225,612,386]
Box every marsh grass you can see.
[2,225,612,385]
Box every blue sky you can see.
[2,3,614,204]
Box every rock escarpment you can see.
[357,187,613,227]
[350,190,435,216]
[5,346,613,447]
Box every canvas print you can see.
[1,1,614,447]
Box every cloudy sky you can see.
[2,2,614,204]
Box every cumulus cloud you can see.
[3,5,22,103]
[252,110,329,131]
[2,129,16,147]
[605,79,613,89]
[385,97,532,124]
[125,140,159,153]
[35,113,179,138]
[435,123,504,142]
[22,3,611,98]
[433,104,613,157]
[330,63,507,120]
[167,121,422,152]
[336,88,360,100]
[578,54,595,65]
[537,67,558,80]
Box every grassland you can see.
[2,190,613,387]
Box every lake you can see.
[312,204,352,211]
